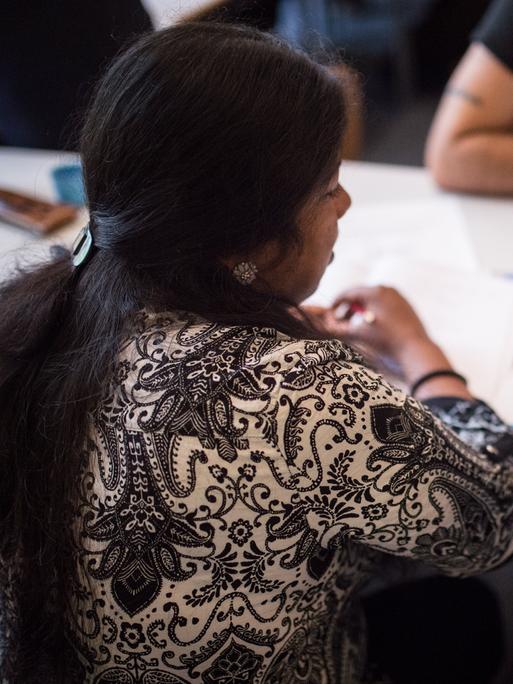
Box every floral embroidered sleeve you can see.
[268,344,513,576]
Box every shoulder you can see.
[108,310,376,426]
[121,309,364,385]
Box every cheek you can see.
[306,224,338,278]
[295,205,339,274]
[309,216,337,261]
[320,216,339,257]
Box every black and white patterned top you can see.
[69,310,513,683]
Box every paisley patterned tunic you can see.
[69,310,513,683]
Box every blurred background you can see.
[151,0,495,165]
[158,0,491,165]
[1,0,494,164]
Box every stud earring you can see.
[232,261,258,285]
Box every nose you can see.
[335,185,351,219]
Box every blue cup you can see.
[51,163,85,206]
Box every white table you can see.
[340,161,513,276]
[1,147,512,276]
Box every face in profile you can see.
[249,167,351,304]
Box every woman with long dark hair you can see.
[1,22,512,683]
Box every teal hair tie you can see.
[71,224,95,268]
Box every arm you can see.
[272,352,513,576]
[425,43,513,195]
[306,286,474,401]
[293,288,513,574]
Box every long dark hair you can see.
[0,22,346,681]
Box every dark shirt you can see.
[0,1,152,149]
[473,0,513,70]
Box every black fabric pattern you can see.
[66,310,513,683]
[426,398,513,458]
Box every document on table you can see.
[308,198,513,422]
[331,197,478,272]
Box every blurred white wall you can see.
[142,0,217,27]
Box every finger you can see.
[324,307,370,335]
[330,299,378,323]
[332,301,352,321]
[325,319,354,340]
[330,285,379,309]
[350,310,377,327]
[301,305,327,317]
[331,297,367,321]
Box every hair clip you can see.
[72,223,94,268]
[232,260,258,285]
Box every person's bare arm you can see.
[425,43,513,195]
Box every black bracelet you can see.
[410,369,467,397]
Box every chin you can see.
[299,279,322,304]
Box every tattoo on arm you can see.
[446,86,483,106]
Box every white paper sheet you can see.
[335,196,478,271]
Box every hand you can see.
[301,304,329,331]
[302,291,472,400]
[323,286,431,364]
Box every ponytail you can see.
[0,247,137,681]
[1,247,73,364]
